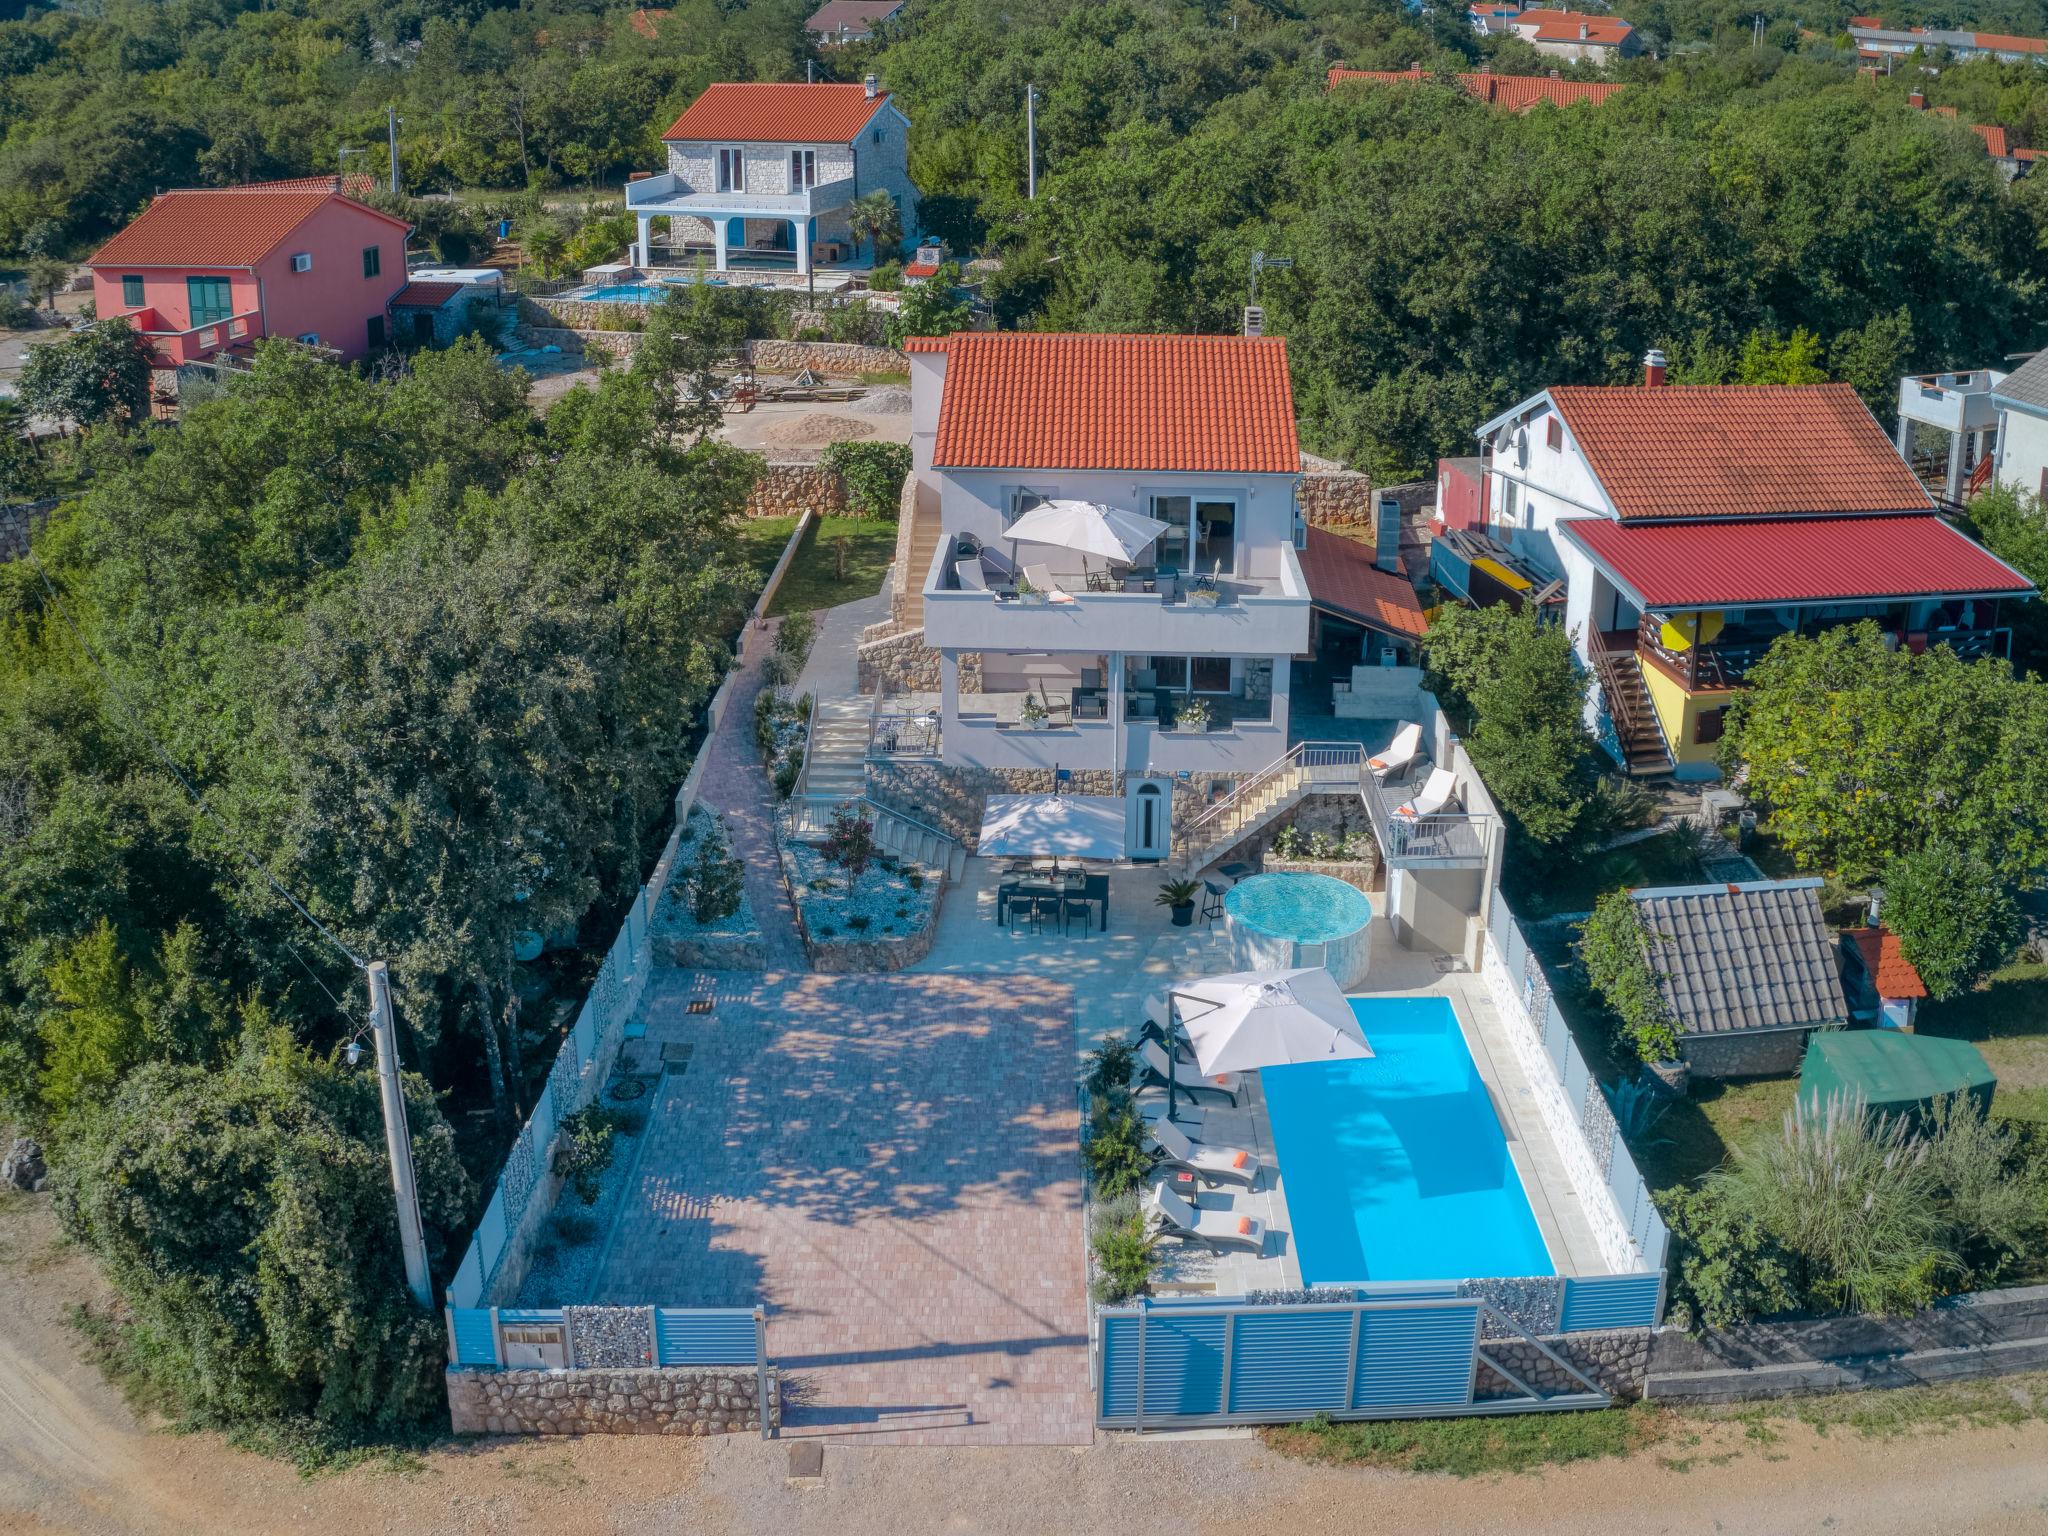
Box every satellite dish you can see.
[1514,428,1529,469]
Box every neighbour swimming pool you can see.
[1261,995,1553,1284]
[567,279,725,302]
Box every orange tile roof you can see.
[88,187,407,269]
[1545,384,1934,520]
[662,82,892,143]
[903,259,940,278]
[902,336,950,353]
[244,173,380,199]
[1327,65,1624,109]
[1514,8,1634,44]
[1298,527,1429,637]
[1933,103,1959,117]
[926,333,1299,473]
[1973,122,2015,156]
[1970,29,2048,52]
[1845,927,1928,999]
[1849,14,1884,26]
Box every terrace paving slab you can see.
[595,970,1090,1446]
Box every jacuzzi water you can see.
[1261,996,1553,1284]
[1224,871,1373,944]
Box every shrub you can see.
[1085,1099,1153,1200]
[1661,1183,1807,1329]
[1880,840,2025,1000]
[1272,824,1306,858]
[848,914,871,932]
[1085,1035,1139,1106]
[683,814,744,925]
[1089,1193,1157,1304]
[904,868,924,890]
[754,689,781,757]
[761,650,799,687]
[819,440,912,519]
[1923,1092,2048,1284]
[869,260,904,292]
[822,802,878,891]
[1578,890,1680,1064]
[552,1212,601,1246]
[775,610,817,667]
[554,1105,628,1203]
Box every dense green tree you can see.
[16,320,153,432]
[1879,840,2027,1001]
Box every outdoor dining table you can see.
[995,871,1109,931]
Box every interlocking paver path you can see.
[696,621,807,970]
[597,970,1091,1445]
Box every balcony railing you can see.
[624,170,855,218]
[1637,611,2013,691]
[118,306,262,364]
[1359,765,1493,865]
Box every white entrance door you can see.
[1128,780,1170,862]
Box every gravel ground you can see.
[781,837,937,940]
[651,808,761,945]
[510,1092,652,1307]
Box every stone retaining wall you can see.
[858,625,976,693]
[447,1366,777,1435]
[523,325,641,363]
[746,461,848,519]
[1476,1328,1653,1401]
[1263,855,1381,891]
[1298,475,1433,538]
[1,498,55,563]
[748,338,907,377]
[531,296,652,332]
[659,932,767,970]
[797,877,946,973]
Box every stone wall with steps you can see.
[746,462,850,520]
[1475,1328,1652,1401]
[447,1365,777,1435]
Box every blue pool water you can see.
[1261,996,1553,1283]
[568,279,723,302]
[1224,871,1372,944]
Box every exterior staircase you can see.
[803,696,872,801]
[1592,649,1674,778]
[900,485,945,629]
[1179,742,1370,874]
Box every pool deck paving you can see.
[593,969,1091,1446]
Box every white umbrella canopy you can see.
[1172,968,1371,1076]
[1004,499,1169,564]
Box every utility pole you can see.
[339,145,366,184]
[1025,85,1040,200]
[367,961,432,1308]
[388,105,402,196]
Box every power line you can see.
[24,550,368,972]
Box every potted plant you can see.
[1015,573,1046,605]
[1019,693,1048,729]
[1156,878,1201,927]
[1175,696,1213,733]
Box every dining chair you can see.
[1033,893,1065,935]
[1061,894,1093,936]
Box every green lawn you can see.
[762,514,896,618]
[1266,1403,1666,1476]
[1917,961,2048,1125]
[737,515,801,584]
[1508,828,1717,921]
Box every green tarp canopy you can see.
[1797,1030,1997,1122]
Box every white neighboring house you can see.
[909,332,1317,856]
[1471,354,2034,779]
[624,78,918,273]
[1990,351,2048,503]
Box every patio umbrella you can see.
[1160,969,1371,1118]
[1005,500,1169,567]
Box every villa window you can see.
[717,146,746,192]
[185,276,233,328]
[1546,416,1563,451]
[1190,657,1232,693]
[120,275,144,308]
[1146,495,1236,571]
[1500,479,1520,528]
[790,148,817,189]
[1003,486,1053,527]
[361,245,381,279]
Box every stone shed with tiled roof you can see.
[1633,877,1850,1078]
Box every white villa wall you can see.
[1482,399,1617,579]
[1996,405,2048,501]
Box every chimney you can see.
[1375,495,1403,574]
[1579,21,1589,38]
[864,73,879,99]
[1908,88,1925,109]
[1549,68,1560,77]
[1644,348,1668,387]
[1479,59,1492,72]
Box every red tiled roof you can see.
[1845,927,1929,999]
[89,187,408,269]
[243,173,379,199]
[1848,14,1884,26]
[805,0,906,37]
[1298,527,1429,637]
[903,260,940,278]
[1973,123,2015,156]
[2018,147,2046,161]
[926,333,1299,473]
[1970,29,2048,52]
[391,281,462,307]
[903,336,950,353]
[1557,514,2035,607]
[1513,8,1634,43]
[1327,65,1624,108]
[1933,103,1959,117]
[1547,383,1932,519]
[662,83,892,143]
[629,7,670,38]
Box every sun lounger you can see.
[1149,1118,1260,1190]
[955,558,989,591]
[1149,1182,1265,1254]
[1394,766,1458,820]
[1137,1039,1239,1105]
[1369,721,1422,778]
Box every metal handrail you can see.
[791,688,821,802]
[1186,740,1363,837]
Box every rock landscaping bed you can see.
[652,806,765,969]
[780,832,943,971]
[511,1069,656,1306]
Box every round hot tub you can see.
[1223,872,1373,989]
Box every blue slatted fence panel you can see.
[1560,1273,1663,1332]
[475,1189,508,1275]
[449,1308,500,1367]
[498,1308,562,1327]
[1099,1314,1139,1420]
[572,997,597,1065]
[1560,1048,1590,1118]
[656,1309,758,1366]
[447,1246,484,1310]
[1226,1310,1352,1415]
[1139,1313,1229,1419]
[1352,1304,1481,1410]
[1543,1005,1571,1079]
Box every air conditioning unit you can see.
[291,252,313,273]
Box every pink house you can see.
[87,180,412,368]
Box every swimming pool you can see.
[566,279,723,303]
[1261,995,1552,1284]
[1224,871,1373,988]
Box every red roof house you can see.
[1328,64,1625,110]
[88,184,411,367]
[661,82,895,144]
[1508,8,1641,58]
[805,0,907,43]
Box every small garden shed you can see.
[1796,1029,1997,1122]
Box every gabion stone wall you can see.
[447,1366,777,1436]
[565,1306,655,1369]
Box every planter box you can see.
[797,876,945,973]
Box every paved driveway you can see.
[598,970,1090,1445]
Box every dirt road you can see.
[4,1193,2047,1536]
